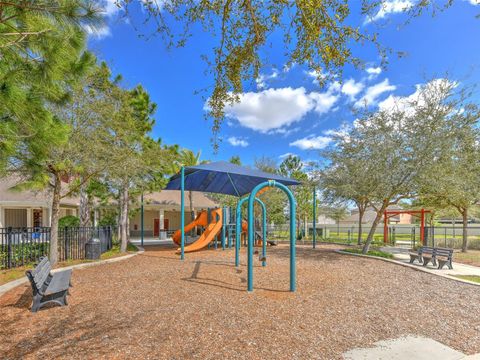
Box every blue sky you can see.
[88,1,480,167]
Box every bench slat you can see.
[45,270,72,296]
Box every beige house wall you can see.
[129,209,191,236]
[0,206,77,228]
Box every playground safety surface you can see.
[0,244,479,359]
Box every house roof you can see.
[0,177,219,210]
[342,206,409,224]
[0,176,79,207]
[143,190,218,209]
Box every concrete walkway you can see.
[344,336,480,360]
[382,248,480,277]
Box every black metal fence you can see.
[0,226,113,269]
[266,224,480,250]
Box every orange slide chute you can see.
[172,211,208,246]
[172,208,225,253]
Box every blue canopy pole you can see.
[221,207,226,250]
[180,166,185,260]
[235,200,243,267]
[256,198,267,267]
[248,180,296,292]
[141,192,144,248]
[227,207,232,248]
[313,186,316,249]
[235,196,266,267]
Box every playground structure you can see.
[383,208,431,245]
[164,161,311,292]
[171,207,267,254]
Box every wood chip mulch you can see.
[0,244,479,360]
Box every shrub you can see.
[59,215,80,228]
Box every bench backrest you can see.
[434,247,454,258]
[419,246,434,255]
[26,257,51,295]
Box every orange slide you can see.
[172,208,224,253]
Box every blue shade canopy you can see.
[165,161,300,197]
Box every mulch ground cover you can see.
[0,244,479,359]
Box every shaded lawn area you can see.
[454,250,480,267]
[0,242,137,286]
[0,244,479,359]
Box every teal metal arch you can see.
[247,180,296,292]
[235,196,266,267]
[180,166,185,260]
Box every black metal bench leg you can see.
[31,294,42,313]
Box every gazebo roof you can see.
[165,161,300,197]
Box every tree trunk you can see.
[362,203,388,254]
[120,183,129,252]
[117,202,122,241]
[79,181,91,227]
[357,207,365,245]
[49,172,62,265]
[304,215,308,240]
[461,208,468,253]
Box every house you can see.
[0,177,219,237]
[0,176,79,228]
[339,205,412,225]
[128,191,218,238]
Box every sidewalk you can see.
[388,251,480,277]
[344,336,480,360]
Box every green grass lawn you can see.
[452,275,480,283]
[0,242,138,286]
[341,248,394,259]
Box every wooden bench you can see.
[409,246,434,265]
[25,257,72,312]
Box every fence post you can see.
[7,227,12,269]
[64,227,69,261]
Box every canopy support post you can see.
[141,192,144,248]
[313,186,316,249]
[221,207,226,250]
[180,166,185,260]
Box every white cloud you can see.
[323,123,351,138]
[279,152,296,159]
[223,87,339,133]
[99,0,122,17]
[305,69,329,85]
[467,0,480,5]
[354,79,396,107]
[290,136,332,150]
[365,0,413,23]
[341,79,365,100]
[84,25,112,39]
[378,78,456,114]
[366,66,382,80]
[227,136,249,147]
[366,67,382,75]
[309,92,340,114]
[256,70,279,89]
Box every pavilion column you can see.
[0,206,4,228]
[159,209,165,230]
[93,208,99,227]
[27,208,32,228]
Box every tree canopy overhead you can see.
[117,0,457,148]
